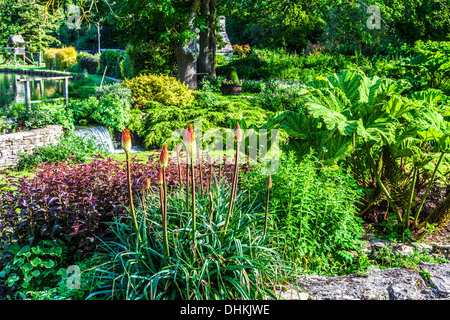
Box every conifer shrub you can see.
[121,73,195,108]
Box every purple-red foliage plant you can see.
[0,153,250,255]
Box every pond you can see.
[0,72,64,111]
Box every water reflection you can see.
[0,72,64,111]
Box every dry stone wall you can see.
[0,125,63,169]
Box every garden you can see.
[1,0,450,301]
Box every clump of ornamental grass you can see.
[87,179,285,300]
[87,122,288,300]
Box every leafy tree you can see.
[223,0,326,52]
[0,0,61,52]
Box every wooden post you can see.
[36,80,41,99]
[63,77,69,105]
[24,80,31,114]
[100,66,107,89]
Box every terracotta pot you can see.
[221,83,242,95]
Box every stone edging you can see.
[0,125,63,170]
[273,237,450,300]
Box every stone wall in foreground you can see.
[0,125,63,170]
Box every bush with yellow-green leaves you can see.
[121,73,194,108]
[43,47,77,71]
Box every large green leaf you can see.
[414,109,446,141]
[411,88,447,106]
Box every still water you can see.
[0,72,64,110]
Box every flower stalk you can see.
[223,122,242,233]
[184,126,197,243]
[159,145,169,259]
[175,144,183,191]
[141,177,151,211]
[198,148,203,196]
[122,128,139,235]
[264,175,272,236]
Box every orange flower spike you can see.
[157,167,164,185]
[160,144,168,167]
[121,128,132,154]
[266,175,272,189]
[183,127,191,154]
[188,125,196,154]
[144,177,151,191]
[183,125,196,156]
[174,143,181,155]
[234,122,242,143]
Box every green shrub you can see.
[96,83,132,107]
[91,93,131,131]
[215,54,230,67]
[76,52,89,61]
[43,48,58,69]
[16,132,108,171]
[251,79,305,112]
[16,102,75,131]
[68,97,99,123]
[227,67,239,83]
[68,94,130,132]
[99,50,124,79]
[124,40,176,77]
[242,152,367,275]
[122,73,195,108]
[199,76,224,93]
[242,79,267,93]
[78,54,100,74]
[216,48,370,81]
[120,56,133,79]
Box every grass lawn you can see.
[108,150,159,163]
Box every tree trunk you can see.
[175,0,201,90]
[198,0,217,78]
[175,41,198,90]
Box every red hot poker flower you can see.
[157,166,164,185]
[234,122,242,143]
[122,128,132,153]
[160,144,168,167]
[183,126,196,155]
